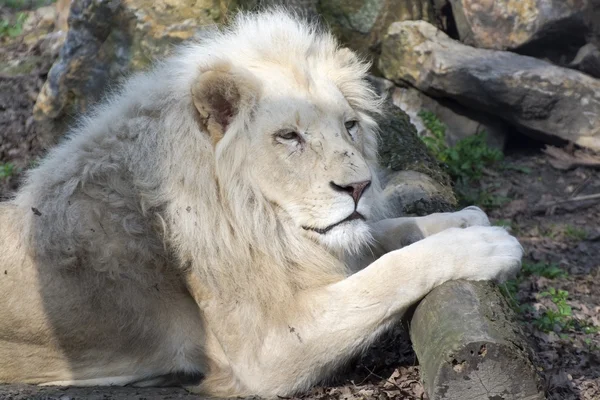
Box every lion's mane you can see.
[14,10,384,315]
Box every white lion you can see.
[0,10,522,397]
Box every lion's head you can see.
[186,11,384,255]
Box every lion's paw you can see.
[429,226,522,283]
[452,206,491,228]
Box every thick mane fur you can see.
[13,10,384,316]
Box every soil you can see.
[0,7,55,199]
[484,146,600,400]
[1,3,599,400]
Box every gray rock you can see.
[33,0,229,125]
[318,0,439,70]
[449,0,590,52]
[570,43,600,78]
[242,0,318,17]
[392,86,508,150]
[33,0,120,121]
[365,74,395,97]
[379,21,600,151]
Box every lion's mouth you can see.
[303,211,365,235]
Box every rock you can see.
[22,6,58,33]
[0,4,65,79]
[379,21,600,151]
[431,0,454,34]
[36,31,67,60]
[55,0,71,33]
[318,0,439,69]
[365,74,395,97]
[366,76,505,154]
[392,86,508,150]
[449,0,590,55]
[0,56,49,76]
[112,0,231,72]
[587,1,600,47]
[241,0,318,17]
[570,43,600,78]
[377,103,456,216]
[34,0,231,126]
[33,0,120,121]
[11,5,65,50]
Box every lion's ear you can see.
[191,68,258,145]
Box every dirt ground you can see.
[1,3,600,400]
[484,146,600,400]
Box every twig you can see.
[353,365,375,386]
[539,193,600,206]
[543,145,600,170]
[571,176,592,198]
[534,193,600,214]
[360,365,414,397]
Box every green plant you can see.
[0,162,16,179]
[584,338,600,352]
[502,164,532,174]
[493,219,522,235]
[0,12,27,38]
[534,288,573,332]
[564,225,587,241]
[533,288,598,334]
[418,111,503,207]
[419,111,503,182]
[460,189,510,210]
[494,219,513,229]
[500,279,520,309]
[499,261,567,313]
[522,261,567,279]
[582,325,600,335]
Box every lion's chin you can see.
[314,219,373,255]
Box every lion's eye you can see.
[276,131,301,141]
[345,120,359,138]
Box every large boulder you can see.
[448,0,590,56]
[33,0,232,126]
[247,0,444,73]
[33,0,119,121]
[318,0,439,69]
[241,0,318,17]
[379,20,600,151]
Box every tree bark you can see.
[409,280,545,400]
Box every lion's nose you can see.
[329,180,371,205]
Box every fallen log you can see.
[409,280,545,400]
[375,101,544,399]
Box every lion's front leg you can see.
[194,225,522,398]
[369,206,490,254]
[351,206,491,270]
